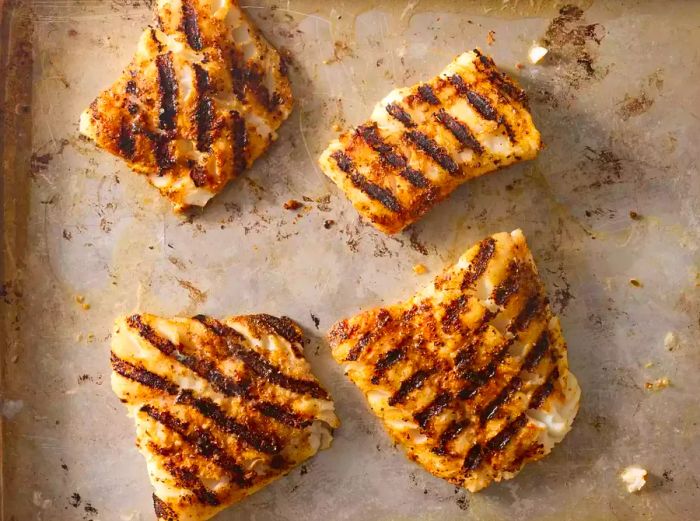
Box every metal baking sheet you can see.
[1,1,699,520]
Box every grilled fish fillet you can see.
[80,0,293,210]
[319,50,541,234]
[111,313,338,521]
[328,230,579,491]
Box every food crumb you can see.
[515,62,524,69]
[645,377,670,391]
[629,278,642,287]
[323,219,335,229]
[528,44,548,64]
[664,331,679,351]
[629,210,642,220]
[620,465,647,493]
[75,295,90,310]
[413,263,427,275]
[283,199,303,211]
[332,123,342,132]
[643,361,654,369]
[486,30,496,46]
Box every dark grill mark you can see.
[480,377,522,424]
[190,166,208,187]
[331,151,402,213]
[529,367,559,409]
[522,331,550,371]
[463,444,483,471]
[142,405,247,488]
[153,495,178,521]
[417,84,440,105]
[118,119,136,158]
[385,102,415,127]
[486,413,527,452]
[181,0,203,51]
[345,309,391,362]
[111,353,178,394]
[457,337,515,399]
[461,237,496,290]
[254,401,312,429]
[126,315,249,398]
[249,314,304,347]
[442,294,469,333]
[492,262,522,306]
[356,124,430,189]
[231,110,248,175]
[472,51,528,105]
[371,346,406,384]
[156,53,178,131]
[195,316,329,399]
[405,130,459,175]
[509,294,544,333]
[454,343,476,372]
[432,419,468,455]
[175,389,280,454]
[193,64,214,152]
[414,392,452,428]
[163,462,223,506]
[450,74,498,121]
[434,109,482,153]
[152,134,175,170]
[229,49,274,111]
[389,369,431,406]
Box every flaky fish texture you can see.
[80,0,293,211]
[329,230,579,492]
[111,313,338,521]
[319,50,541,234]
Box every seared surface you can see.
[329,230,579,491]
[111,313,338,521]
[80,0,293,210]
[319,50,541,234]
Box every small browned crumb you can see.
[323,219,336,229]
[283,199,304,211]
[82,302,91,310]
[332,123,342,132]
[629,211,642,220]
[643,361,654,369]
[486,30,496,46]
[645,377,670,391]
[515,62,524,70]
[86,333,96,342]
[75,295,85,303]
[413,263,427,275]
[629,278,642,287]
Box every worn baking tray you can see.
[1,1,699,520]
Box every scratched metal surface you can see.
[0,1,699,520]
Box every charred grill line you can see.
[432,419,468,455]
[163,462,223,506]
[522,331,550,371]
[509,294,545,334]
[442,295,469,333]
[479,376,522,424]
[254,401,312,429]
[118,118,136,158]
[385,102,416,127]
[345,309,392,362]
[111,354,282,454]
[414,392,452,428]
[156,53,178,131]
[492,261,522,306]
[248,314,305,348]
[229,49,274,111]
[461,237,496,289]
[153,494,178,521]
[463,444,483,471]
[529,367,559,409]
[457,337,515,400]
[331,151,402,214]
[126,314,249,398]
[181,0,203,51]
[152,134,175,171]
[231,110,248,175]
[486,413,527,452]
[141,405,248,488]
[195,316,329,399]
[175,389,281,454]
[405,130,460,175]
[434,109,483,153]
[472,50,528,105]
[193,64,214,153]
[389,369,431,406]
[356,124,430,189]
[371,346,406,384]
[417,84,440,105]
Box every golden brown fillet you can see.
[328,230,579,492]
[111,313,338,521]
[80,0,293,210]
[319,50,542,234]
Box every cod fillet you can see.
[80,0,293,210]
[328,230,579,491]
[319,50,541,234]
[111,313,338,521]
